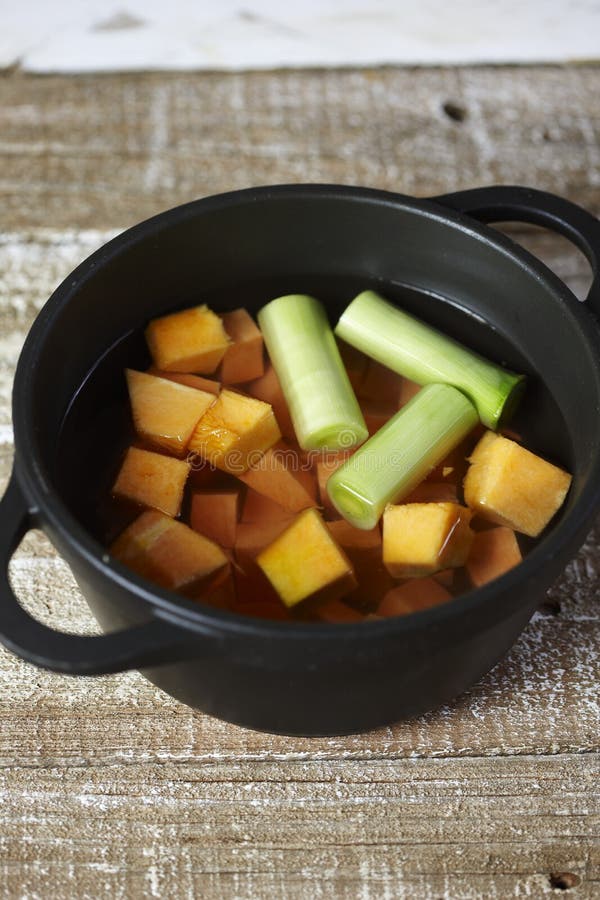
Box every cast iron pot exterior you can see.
[1,185,599,736]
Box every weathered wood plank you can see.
[0,605,598,764]
[0,755,597,899]
[0,67,599,231]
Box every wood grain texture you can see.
[0,755,598,899]
[1,67,600,230]
[0,67,599,899]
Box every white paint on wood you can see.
[1,1,599,73]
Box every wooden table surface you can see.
[0,66,599,899]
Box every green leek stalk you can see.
[327,383,478,529]
[258,295,368,451]
[335,290,524,430]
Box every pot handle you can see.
[431,185,600,315]
[0,472,194,675]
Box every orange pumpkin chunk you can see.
[200,571,237,610]
[463,431,572,537]
[242,489,292,524]
[109,508,174,583]
[188,389,281,474]
[257,509,356,608]
[378,577,451,617]
[466,526,522,587]
[316,452,352,516]
[383,502,474,578]
[148,368,221,395]
[235,518,294,567]
[433,568,455,588]
[126,369,215,457]
[220,308,264,383]
[246,364,295,439]
[111,510,229,594]
[316,598,365,623]
[237,444,316,513]
[190,489,240,548]
[112,446,190,517]
[234,518,296,603]
[145,304,230,374]
[326,519,382,567]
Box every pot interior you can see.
[17,189,600,548]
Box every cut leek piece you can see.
[258,294,368,451]
[335,290,524,430]
[327,384,478,530]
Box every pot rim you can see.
[11,183,600,640]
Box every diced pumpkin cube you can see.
[190,489,240,548]
[316,452,352,516]
[112,446,190,517]
[443,509,475,569]
[188,389,281,474]
[242,489,292,524]
[126,369,215,457]
[149,368,221,395]
[198,570,237,610]
[235,519,295,569]
[466,526,522,587]
[378,577,451,617]
[383,502,474,578]
[110,510,229,594]
[433,568,455,588]
[326,519,382,567]
[463,431,572,537]
[109,508,174,582]
[296,463,318,501]
[246,364,295,439]
[145,304,230,374]
[316,599,365,623]
[257,509,357,608]
[405,481,459,504]
[237,443,316,513]
[220,308,264,383]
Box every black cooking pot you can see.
[1,184,599,736]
